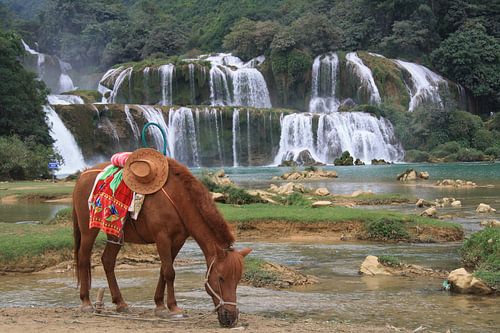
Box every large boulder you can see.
[359,256,391,276]
[476,203,497,213]
[447,268,493,295]
[418,171,430,179]
[371,159,390,165]
[397,169,417,181]
[295,150,324,166]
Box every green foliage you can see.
[243,257,278,287]
[378,255,401,267]
[0,29,50,145]
[366,218,410,241]
[223,18,280,60]
[431,22,499,110]
[334,151,354,166]
[280,192,309,206]
[460,228,500,289]
[198,174,260,205]
[0,136,58,180]
[456,148,485,162]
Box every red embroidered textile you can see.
[89,166,134,237]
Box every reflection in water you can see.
[0,241,498,332]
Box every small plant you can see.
[378,255,401,267]
[366,218,410,240]
[243,257,278,287]
[280,192,309,206]
[304,165,318,172]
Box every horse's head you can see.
[205,247,252,327]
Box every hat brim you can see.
[123,148,169,194]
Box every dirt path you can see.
[0,307,407,333]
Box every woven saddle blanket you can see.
[88,152,144,237]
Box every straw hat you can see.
[123,148,169,194]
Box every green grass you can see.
[0,222,105,266]
[0,181,75,199]
[460,227,500,289]
[378,255,402,267]
[218,203,459,228]
[243,257,279,287]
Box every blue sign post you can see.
[48,161,59,182]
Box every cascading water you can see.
[207,53,271,108]
[167,107,200,166]
[134,105,170,154]
[346,52,381,104]
[124,105,140,142]
[44,105,86,175]
[274,113,403,165]
[98,67,122,103]
[232,109,240,167]
[309,53,340,113]
[159,64,175,106]
[394,60,447,111]
[58,59,76,93]
[48,94,84,105]
[188,64,196,104]
[108,67,133,103]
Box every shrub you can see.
[484,146,500,158]
[198,173,260,205]
[460,228,500,289]
[281,192,309,206]
[456,148,485,162]
[472,129,495,151]
[366,218,410,240]
[404,150,429,162]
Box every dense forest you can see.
[0,0,499,178]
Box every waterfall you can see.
[98,68,121,103]
[124,105,140,141]
[135,105,170,154]
[159,64,175,106]
[167,107,200,166]
[48,94,84,105]
[394,60,447,111]
[108,67,133,103]
[207,53,271,108]
[211,108,224,164]
[346,52,381,104]
[44,105,86,175]
[232,109,240,167]
[21,39,45,79]
[58,59,76,93]
[309,53,340,113]
[209,65,232,106]
[274,112,403,165]
[189,63,196,104]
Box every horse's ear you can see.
[239,248,252,257]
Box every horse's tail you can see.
[73,204,81,287]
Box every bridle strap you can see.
[204,258,237,311]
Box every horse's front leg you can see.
[101,235,129,312]
[154,234,181,317]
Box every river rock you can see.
[312,200,332,208]
[397,169,417,181]
[354,158,365,165]
[334,151,354,166]
[279,169,338,180]
[420,207,437,217]
[295,149,324,166]
[418,171,430,179]
[436,179,477,187]
[416,198,433,207]
[476,203,496,213]
[447,268,493,295]
[314,187,330,196]
[206,170,234,186]
[371,159,390,165]
[269,182,305,195]
[211,192,225,202]
[247,190,278,204]
[480,220,500,227]
[451,200,462,208]
[351,189,374,197]
[359,256,391,276]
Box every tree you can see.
[141,19,187,58]
[223,18,280,60]
[431,23,500,99]
[291,13,340,54]
[0,29,50,145]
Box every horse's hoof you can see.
[154,308,170,319]
[80,305,94,313]
[116,305,130,313]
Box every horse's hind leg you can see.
[101,236,129,313]
[78,227,100,311]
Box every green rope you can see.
[141,122,167,156]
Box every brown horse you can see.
[72,158,251,327]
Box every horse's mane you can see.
[168,158,235,248]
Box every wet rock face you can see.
[447,268,493,295]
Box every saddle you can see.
[88,148,169,237]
